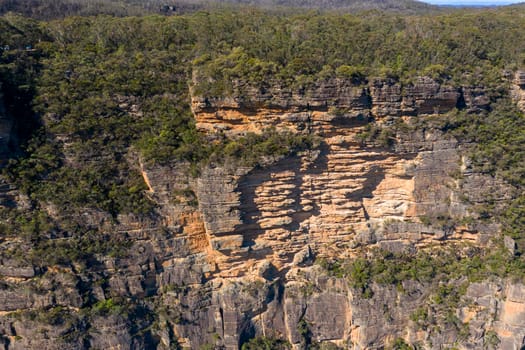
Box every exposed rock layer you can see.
[0,76,521,349]
[191,77,497,279]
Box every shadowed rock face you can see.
[0,76,521,350]
[0,92,18,209]
[171,76,515,348]
[0,92,12,166]
[192,77,498,278]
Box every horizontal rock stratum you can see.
[1,55,525,349]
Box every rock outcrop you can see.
[190,77,497,278]
[511,70,525,112]
[191,76,491,136]
[0,75,519,350]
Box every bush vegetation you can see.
[0,4,524,349]
[445,101,525,251]
[0,0,524,291]
[241,336,291,350]
[320,242,525,302]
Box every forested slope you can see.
[0,5,524,349]
[0,0,439,19]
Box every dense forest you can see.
[1,1,525,348]
[2,5,524,216]
[0,0,440,19]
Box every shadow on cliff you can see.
[345,165,386,229]
[238,280,284,348]
[231,134,419,266]
[232,143,329,261]
[346,165,385,202]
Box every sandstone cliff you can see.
[0,75,522,350]
[190,76,496,269]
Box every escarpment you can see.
[192,76,467,134]
[0,74,522,350]
[147,75,517,348]
[4,6,525,349]
[191,76,496,274]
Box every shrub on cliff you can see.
[335,65,366,83]
[241,336,291,350]
[446,101,525,251]
[208,128,319,168]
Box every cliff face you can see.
[193,76,467,133]
[168,76,515,348]
[191,77,496,273]
[0,76,521,350]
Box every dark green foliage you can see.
[388,338,413,350]
[0,14,47,149]
[30,229,132,266]
[335,65,366,83]
[448,101,525,188]
[141,126,317,173]
[410,307,429,328]
[90,298,128,317]
[445,101,525,251]
[5,15,198,216]
[0,205,131,266]
[503,196,525,241]
[192,47,278,96]
[26,306,75,326]
[190,8,525,95]
[347,258,373,298]
[320,244,525,297]
[355,123,396,148]
[297,318,314,348]
[136,96,200,164]
[241,336,291,350]
[316,258,345,278]
[6,137,155,217]
[209,128,318,168]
